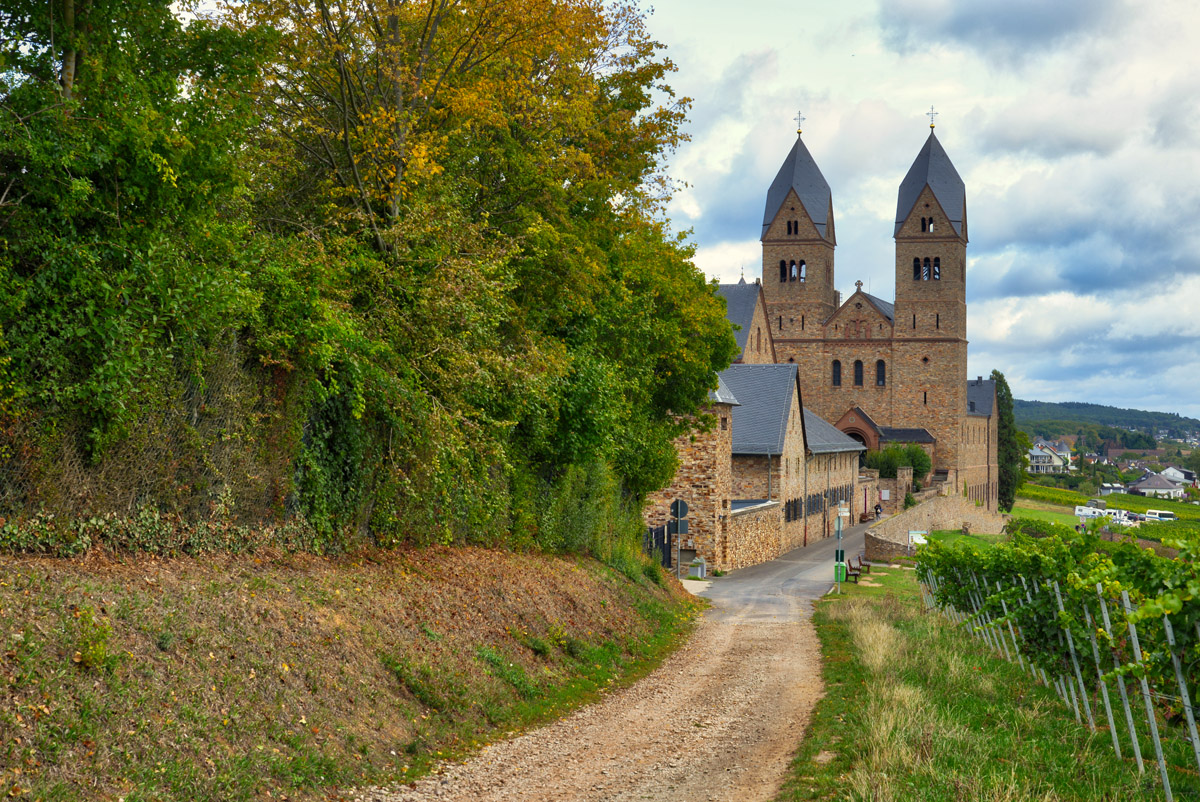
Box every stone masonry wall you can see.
[726,502,783,570]
[644,403,733,570]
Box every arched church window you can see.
[876,360,886,387]
[799,261,806,282]
[922,258,931,280]
[928,220,935,233]
[832,360,841,386]
[932,257,941,280]
[790,260,798,281]
[921,217,927,232]
[913,258,921,281]
[854,360,864,386]
[779,260,787,282]
[756,328,762,352]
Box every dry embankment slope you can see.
[0,547,698,800]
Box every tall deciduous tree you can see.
[993,369,1024,511]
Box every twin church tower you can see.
[751,123,997,507]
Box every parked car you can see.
[1144,509,1178,521]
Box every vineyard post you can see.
[972,588,999,652]
[1054,580,1095,730]
[1162,615,1200,775]
[1122,590,1173,800]
[1057,627,1082,724]
[997,580,1026,673]
[1098,585,1144,774]
[1084,606,1121,759]
[972,573,1009,660]
[1019,575,1052,687]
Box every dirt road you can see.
[357,526,867,802]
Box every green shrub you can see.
[903,492,917,509]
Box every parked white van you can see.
[1144,510,1178,521]
[1074,505,1107,519]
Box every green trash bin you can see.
[834,562,847,583]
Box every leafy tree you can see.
[993,369,1024,511]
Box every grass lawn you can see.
[1012,503,1081,527]
[926,530,1006,550]
[777,568,1198,801]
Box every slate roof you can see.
[716,280,760,357]
[895,131,966,239]
[1132,473,1181,491]
[862,292,895,323]
[880,427,936,444]
[708,374,740,406]
[719,364,800,455]
[804,409,866,454]
[967,378,995,416]
[762,134,833,240]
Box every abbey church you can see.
[750,125,999,507]
[644,123,999,574]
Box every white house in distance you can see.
[1028,444,1067,475]
[1161,466,1197,487]
[1128,472,1186,500]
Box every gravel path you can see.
[356,527,866,802]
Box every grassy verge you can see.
[0,547,701,800]
[778,569,1197,800]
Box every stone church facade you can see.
[759,127,999,508]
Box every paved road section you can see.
[356,523,872,802]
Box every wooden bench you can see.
[851,554,870,574]
[844,561,861,583]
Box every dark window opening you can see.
[832,360,841,386]
[779,315,783,330]
[933,257,941,280]
[854,360,864,386]
[779,260,787,282]
[801,315,805,331]
[923,391,928,405]
[913,257,921,281]
[876,360,886,387]
[787,357,795,363]
[912,313,916,330]
[936,313,940,329]
[921,217,927,232]
[720,416,728,430]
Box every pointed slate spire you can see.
[895,130,966,238]
[762,134,833,240]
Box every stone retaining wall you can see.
[864,494,1009,562]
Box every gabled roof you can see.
[967,378,995,416]
[804,409,866,454]
[708,374,740,406]
[762,134,833,240]
[719,364,802,456]
[716,280,761,358]
[895,131,966,239]
[1132,473,1181,490]
[862,293,895,323]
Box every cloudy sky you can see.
[641,0,1200,418]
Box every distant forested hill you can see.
[1015,400,1200,442]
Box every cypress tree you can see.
[992,369,1023,511]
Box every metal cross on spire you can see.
[794,110,806,134]
[927,105,938,129]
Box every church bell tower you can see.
[760,119,838,355]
